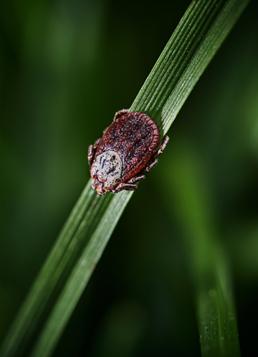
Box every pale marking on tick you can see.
[90,150,123,194]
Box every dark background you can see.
[1,0,258,356]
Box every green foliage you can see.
[0,0,250,356]
[163,147,240,356]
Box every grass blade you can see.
[0,0,249,356]
[162,147,240,356]
[32,191,133,357]
[197,251,240,357]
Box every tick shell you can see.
[90,111,161,194]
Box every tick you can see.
[88,109,169,195]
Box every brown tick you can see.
[88,109,169,195]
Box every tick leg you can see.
[128,174,146,184]
[88,138,101,165]
[114,175,145,193]
[113,109,129,121]
[113,182,138,192]
[144,136,169,173]
[157,135,169,156]
[88,145,94,165]
[145,158,158,173]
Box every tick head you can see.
[90,150,123,195]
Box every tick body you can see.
[88,109,169,195]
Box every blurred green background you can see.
[1,0,258,356]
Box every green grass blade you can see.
[162,147,240,357]
[197,251,240,357]
[31,191,133,357]
[0,0,249,356]
[131,0,249,133]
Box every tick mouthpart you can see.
[96,186,105,195]
[92,178,106,196]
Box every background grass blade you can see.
[197,252,240,357]
[162,147,240,357]
[0,0,249,356]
